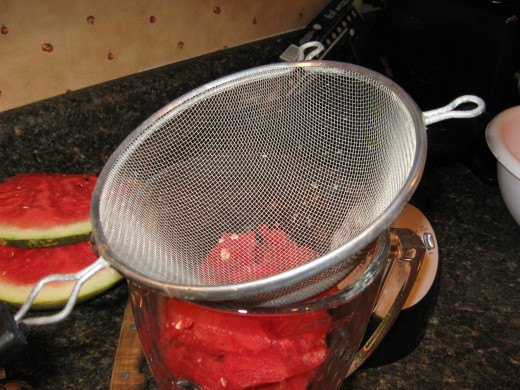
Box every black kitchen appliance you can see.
[277,0,520,368]
[280,0,520,183]
[372,0,520,182]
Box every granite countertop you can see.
[1,33,519,390]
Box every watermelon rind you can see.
[0,266,123,310]
[0,220,93,249]
[0,172,97,249]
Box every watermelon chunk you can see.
[159,227,330,390]
[162,299,272,355]
[0,241,122,309]
[196,224,317,284]
[0,173,97,248]
[161,298,331,390]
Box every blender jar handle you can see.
[347,228,426,376]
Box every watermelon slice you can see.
[0,241,122,309]
[0,173,97,248]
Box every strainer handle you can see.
[423,95,486,125]
[297,41,325,61]
[13,257,110,327]
[347,228,425,376]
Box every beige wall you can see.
[0,0,330,112]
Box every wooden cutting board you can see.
[110,299,147,390]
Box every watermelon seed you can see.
[220,248,231,260]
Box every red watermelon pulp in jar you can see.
[129,224,385,390]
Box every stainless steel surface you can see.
[91,60,430,306]
[422,232,435,250]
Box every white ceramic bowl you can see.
[486,106,520,225]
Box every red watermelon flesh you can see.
[160,298,331,390]
[157,227,330,389]
[0,173,96,229]
[196,224,317,284]
[0,173,97,248]
[0,240,122,309]
[0,241,97,284]
[0,173,122,308]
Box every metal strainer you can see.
[6,61,485,338]
[0,58,487,367]
[86,60,483,307]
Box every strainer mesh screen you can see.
[97,63,417,297]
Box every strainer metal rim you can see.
[91,60,427,301]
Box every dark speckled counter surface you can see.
[1,33,519,389]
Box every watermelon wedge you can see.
[0,241,122,309]
[0,173,97,248]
